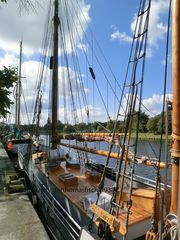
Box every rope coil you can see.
[164,214,180,240]
[171,148,180,158]
[172,133,180,141]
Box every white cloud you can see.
[77,43,89,52]
[59,0,91,54]
[147,0,168,47]
[2,1,171,126]
[0,55,49,124]
[20,61,49,121]
[0,0,91,124]
[57,104,107,125]
[0,54,19,69]
[162,54,172,65]
[131,0,168,47]
[0,0,91,55]
[0,51,90,125]
[0,0,48,55]
[117,93,172,121]
[110,26,132,43]
[142,93,172,116]
[111,0,169,55]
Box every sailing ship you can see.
[4,41,31,156]
[18,0,180,239]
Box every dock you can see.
[0,141,50,240]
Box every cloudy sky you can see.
[0,0,172,125]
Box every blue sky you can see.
[0,0,172,124]
[88,0,171,96]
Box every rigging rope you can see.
[67,0,123,114]
[120,1,153,235]
[72,0,126,113]
[56,0,89,127]
[63,0,89,123]
[149,0,172,237]
[32,0,52,124]
[89,0,152,236]
[59,22,79,127]
[22,90,30,125]
[69,1,162,127]
[89,67,111,121]
[75,0,155,116]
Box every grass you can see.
[131,132,171,140]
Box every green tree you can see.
[97,125,104,132]
[116,120,124,133]
[132,111,149,133]
[76,122,87,132]
[147,113,172,134]
[63,123,74,133]
[157,113,172,134]
[157,115,165,134]
[106,120,114,132]
[139,112,149,132]
[147,116,159,133]
[91,122,99,132]
[44,117,52,131]
[0,66,18,118]
[57,120,64,132]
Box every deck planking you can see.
[37,161,152,229]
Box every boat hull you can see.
[6,139,32,156]
[19,145,152,240]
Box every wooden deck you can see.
[41,163,114,208]
[36,160,153,235]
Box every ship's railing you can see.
[86,161,172,189]
[131,174,172,189]
[33,174,81,240]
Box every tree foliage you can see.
[12,111,172,136]
[131,111,149,133]
[57,120,64,131]
[147,113,172,134]
[0,66,18,118]
[106,120,114,132]
[43,117,52,131]
[63,123,74,133]
[147,115,159,133]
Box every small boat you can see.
[4,41,31,156]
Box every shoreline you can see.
[40,131,171,141]
[131,133,171,140]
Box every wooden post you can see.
[171,0,180,216]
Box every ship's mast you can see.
[15,41,22,127]
[171,0,180,216]
[52,0,59,149]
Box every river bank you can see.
[131,132,171,140]
[40,131,171,141]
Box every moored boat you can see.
[18,0,180,239]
